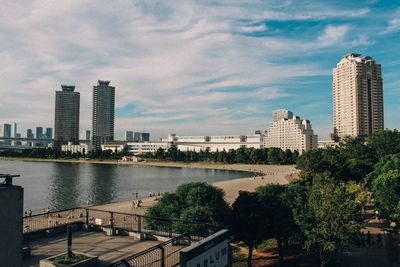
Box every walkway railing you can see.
[109,235,192,267]
[23,207,216,239]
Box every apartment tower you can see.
[92,80,115,149]
[54,85,80,148]
[264,110,318,153]
[333,53,384,140]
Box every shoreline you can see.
[2,157,299,212]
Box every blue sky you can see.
[0,0,399,140]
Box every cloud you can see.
[317,25,349,46]
[0,1,389,140]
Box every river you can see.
[0,159,249,213]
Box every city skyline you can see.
[0,1,399,140]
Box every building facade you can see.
[0,123,12,145]
[272,109,293,122]
[61,142,92,154]
[126,141,170,154]
[163,133,263,152]
[333,53,384,140]
[92,80,115,149]
[264,110,318,153]
[54,85,80,148]
[125,131,134,141]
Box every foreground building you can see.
[92,80,115,149]
[333,53,384,140]
[54,85,80,148]
[264,110,318,153]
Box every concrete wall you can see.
[0,185,23,267]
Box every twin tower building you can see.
[54,80,115,149]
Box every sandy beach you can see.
[90,161,299,213]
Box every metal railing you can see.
[23,208,86,234]
[109,235,191,267]
[23,207,216,239]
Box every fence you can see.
[23,207,216,239]
[109,235,191,267]
[23,208,86,234]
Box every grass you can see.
[51,253,88,265]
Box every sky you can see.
[0,0,399,140]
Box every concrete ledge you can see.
[39,251,98,267]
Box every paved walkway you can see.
[23,231,160,267]
[337,210,400,266]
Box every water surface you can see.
[0,160,249,213]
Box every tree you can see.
[368,129,400,158]
[288,173,363,267]
[256,184,298,265]
[372,170,400,225]
[231,191,265,267]
[146,182,231,235]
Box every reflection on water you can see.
[0,160,249,212]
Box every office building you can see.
[27,129,34,139]
[27,129,34,146]
[0,123,12,145]
[45,127,53,139]
[264,110,318,153]
[125,131,134,141]
[134,132,150,142]
[54,85,80,148]
[36,127,43,139]
[333,53,384,140]
[92,80,115,149]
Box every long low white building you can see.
[126,141,169,154]
[163,133,263,152]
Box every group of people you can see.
[366,231,383,248]
[132,199,142,209]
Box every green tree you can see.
[256,184,298,265]
[231,191,265,267]
[289,173,363,267]
[368,129,400,158]
[146,182,230,235]
[372,170,400,225]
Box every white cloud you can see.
[0,1,376,139]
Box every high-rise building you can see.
[272,109,293,122]
[36,127,43,139]
[45,128,53,139]
[125,131,134,141]
[133,132,150,142]
[26,129,34,139]
[264,110,318,153]
[27,129,34,146]
[141,132,150,142]
[0,123,12,145]
[333,53,384,140]
[54,85,80,148]
[92,80,115,149]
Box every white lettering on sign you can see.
[186,239,229,267]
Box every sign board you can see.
[180,229,230,267]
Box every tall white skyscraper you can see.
[333,53,384,140]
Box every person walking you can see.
[366,231,371,247]
[376,233,382,248]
